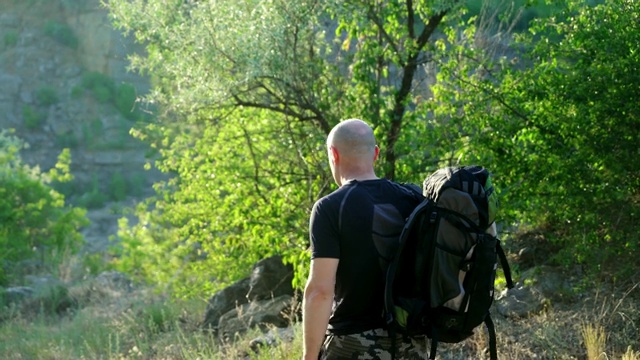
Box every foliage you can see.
[109,172,127,202]
[55,131,79,149]
[80,118,104,147]
[3,31,18,47]
[105,0,639,296]
[80,71,140,120]
[111,109,324,296]
[43,20,78,49]
[81,71,116,104]
[0,131,88,285]
[429,0,639,275]
[35,86,59,106]
[107,0,468,296]
[115,83,138,120]
[22,105,45,129]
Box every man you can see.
[303,119,427,359]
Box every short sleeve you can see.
[309,198,341,259]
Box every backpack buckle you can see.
[460,260,473,272]
[429,212,438,224]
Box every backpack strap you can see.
[496,240,514,289]
[429,326,439,360]
[485,314,498,360]
[389,326,397,360]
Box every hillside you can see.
[0,0,161,253]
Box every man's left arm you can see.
[302,257,338,360]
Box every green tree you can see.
[106,0,471,295]
[0,131,88,285]
[430,0,639,276]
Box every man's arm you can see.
[302,257,338,360]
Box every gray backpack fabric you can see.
[384,166,513,360]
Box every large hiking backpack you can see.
[385,165,514,360]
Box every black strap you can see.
[496,241,514,289]
[485,314,497,360]
[389,325,397,360]
[429,326,438,360]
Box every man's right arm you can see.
[302,257,338,360]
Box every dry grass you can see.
[582,323,607,360]
[1,273,638,359]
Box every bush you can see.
[22,105,45,129]
[109,172,127,201]
[3,31,18,47]
[115,83,137,120]
[81,72,115,103]
[80,118,104,147]
[35,86,59,106]
[0,131,88,286]
[55,131,79,149]
[43,21,79,49]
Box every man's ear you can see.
[373,145,379,161]
[329,146,339,164]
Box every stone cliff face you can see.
[1,0,155,189]
[0,0,160,251]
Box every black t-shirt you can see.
[309,179,423,335]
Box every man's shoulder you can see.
[312,187,348,210]
[386,181,424,201]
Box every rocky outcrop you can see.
[0,0,150,169]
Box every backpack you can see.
[385,165,514,360]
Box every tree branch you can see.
[384,9,449,179]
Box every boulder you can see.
[218,295,294,341]
[202,255,295,331]
[2,286,34,306]
[202,277,251,330]
[249,326,296,353]
[519,265,571,299]
[495,284,545,318]
[247,255,294,301]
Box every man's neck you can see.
[340,173,378,186]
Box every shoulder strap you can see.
[496,241,514,289]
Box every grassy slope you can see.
[0,276,638,359]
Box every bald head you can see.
[326,119,379,186]
[327,119,377,159]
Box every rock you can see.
[249,326,295,353]
[202,255,295,331]
[2,286,34,306]
[94,271,133,293]
[0,74,22,101]
[15,278,76,316]
[519,265,571,299]
[247,255,294,301]
[25,274,61,288]
[202,277,251,330]
[218,295,294,341]
[495,285,544,318]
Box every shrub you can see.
[22,105,45,129]
[76,174,108,209]
[115,83,137,120]
[0,131,88,285]
[3,31,18,47]
[35,86,59,106]
[76,191,108,209]
[80,118,104,147]
[81,72,115,103]
[70,85,84,98]
[55,131,79,149]
[109,172,127,201]
[43,21,79,49]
